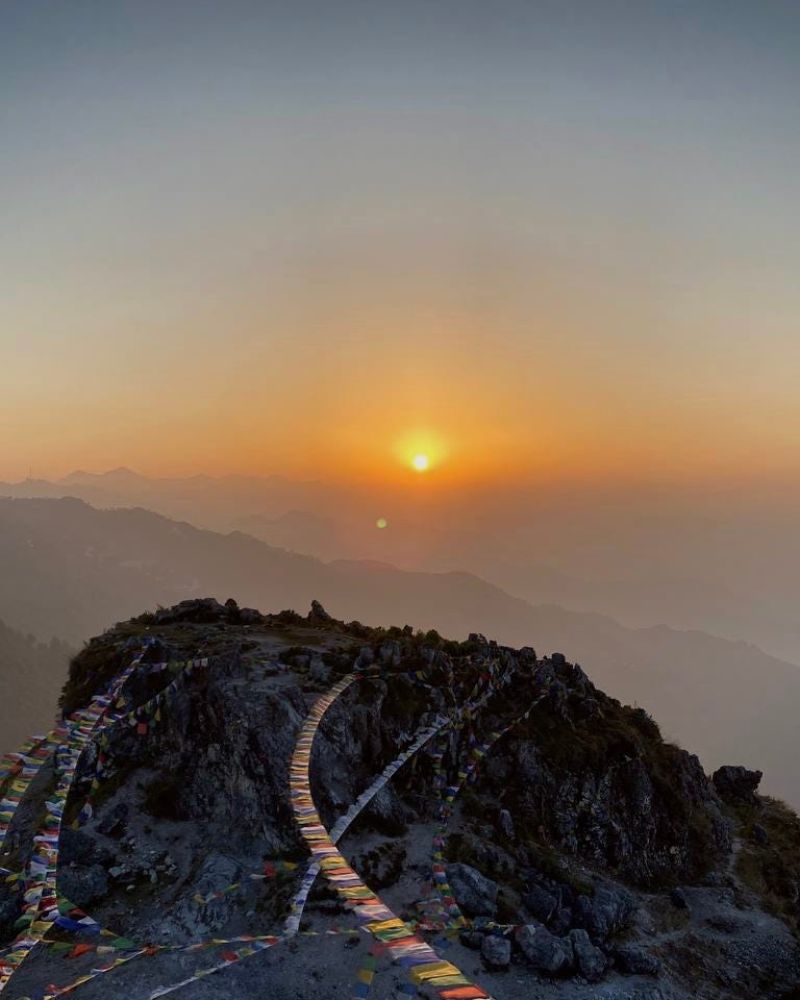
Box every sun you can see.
[394,434,443,475]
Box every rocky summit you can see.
[2,598,800,1000]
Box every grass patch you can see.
[733,796,800,934]
[61,641,126,714]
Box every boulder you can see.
[573,884,635,941]
[308,600,332,622]
[59,864,109,909]
[363,785,410,836]
[446,863,499,918]
[60,828,114,868]
[155,598,227,624]
[481,934,511,969]
[524,885,559,924]
[516,924,574,975]
[550,906,573,936]
[712,765,762,806]
[568,928,606,982]
[97,801,129,838]
[108,864,132,882]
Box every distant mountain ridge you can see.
[0,495,799,811]
[4,468,800,666]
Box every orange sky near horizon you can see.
[2,2,800,492]
[4,271,799,490]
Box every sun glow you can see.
[391,431,447,478]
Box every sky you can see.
[1,0,799,488]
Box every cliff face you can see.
[3,598,800,1000]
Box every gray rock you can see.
[525,885,559,924]
[550,906,573,937]
[481,934,511,969]
[155,598,227,624]
[573,885,635,941]
[516,923,574,975]
[568,928,606,982]
[498,808,515,840]
[58,864,109,909]
[446,863,499,918]
[363,785,409,836]
[712,765,763,806]
[97,801,128,838]
[60,828,113,867]
[615,944,661,976]
[308,600,332,622]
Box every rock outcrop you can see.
[446,862,499,918]
[2,599,799,1000]
[713,764,763,806]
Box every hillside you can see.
[3,604,800,999]
[0,497,799,811]
[0,616,72,750]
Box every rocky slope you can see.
[3,598,800,1000]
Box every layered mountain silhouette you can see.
[3,470,800,665]
[0,495,799,810]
